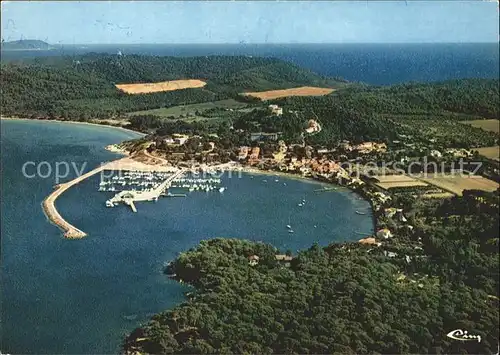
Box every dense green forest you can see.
[127,80,499,149]
[125,75,498,148]
[123,192,499,354]
[268,80,499,147]
[0,54,342,119]
[2,54,498,141]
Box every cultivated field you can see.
[242,86,335,100]
[475,146,500,161]
[115,79,206,94]
[461,119,499,134]
[373,174,429,190]
[419,175,499,196]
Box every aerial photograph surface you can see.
[0,1,499,354]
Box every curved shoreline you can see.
[0,116,145,138]
[3,118,375,239]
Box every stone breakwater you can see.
[42,164,108,238]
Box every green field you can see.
[461,119,499,134]
[126,99,253,121]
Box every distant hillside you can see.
[0,53,346,119]
[22,53,345,91]
[1,39,52,50]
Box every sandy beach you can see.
[104,157,179,172]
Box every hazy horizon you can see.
[2,1,498,45]
[3,40,500,45]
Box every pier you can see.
[106,169,186,211]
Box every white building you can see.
[268,104,283,116]
[376,228,393,239]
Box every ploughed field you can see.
[242,86,335,100]
[374,174,429,189]
[462,120,500,161]
[475,146,500,161]
[115,79,207,94]
[373,173,499,197]
[418,174,500,196]
[461,119,500,134]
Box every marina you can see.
[42,156,189,238]
[104,169,185,211]
[102,170,227,211]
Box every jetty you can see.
[42,162,112,238]
[42,157,179,239]
[106,169,186,211]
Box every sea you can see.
[0,120,373,354]
[1,43,499,85]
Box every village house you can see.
[249,147,261,161]
[268,104,283,116]
[384,251,397,258]
[348,177,365,187]
[275,254,293,261]
[250,132,281,142]
[317,147,331,154]
[353,142,387,154]
[373,192,391,204]
[384,207,398,218]
[305,119,321,134]
[376,228,393,239]
[445,148,473,158]
[172,134,189,145]
[430,150,442,158]
[275,254,293,267]
[164,134,190,146]
[248,255,260,266]
[238,146,249,160]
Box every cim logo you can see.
[446,329,482,343]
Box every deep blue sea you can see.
[1,120,373,354]
[1,43,498,85]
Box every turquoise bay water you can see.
[1,120,373,354]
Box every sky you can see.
[1,1,499,44]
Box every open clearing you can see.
[461,119,499,134]
[420,192,455,199]
[475,146,500,161]
[373,174,430,190]
[242,86,335,100]
[115,79,206,94]
[418,175,499,196]
[127,99,251,120]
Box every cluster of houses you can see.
[238,146,261,163]
[162,134,190,146]
[340,141,388,154]
[250,132,281,142]
[268,104,283,116]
